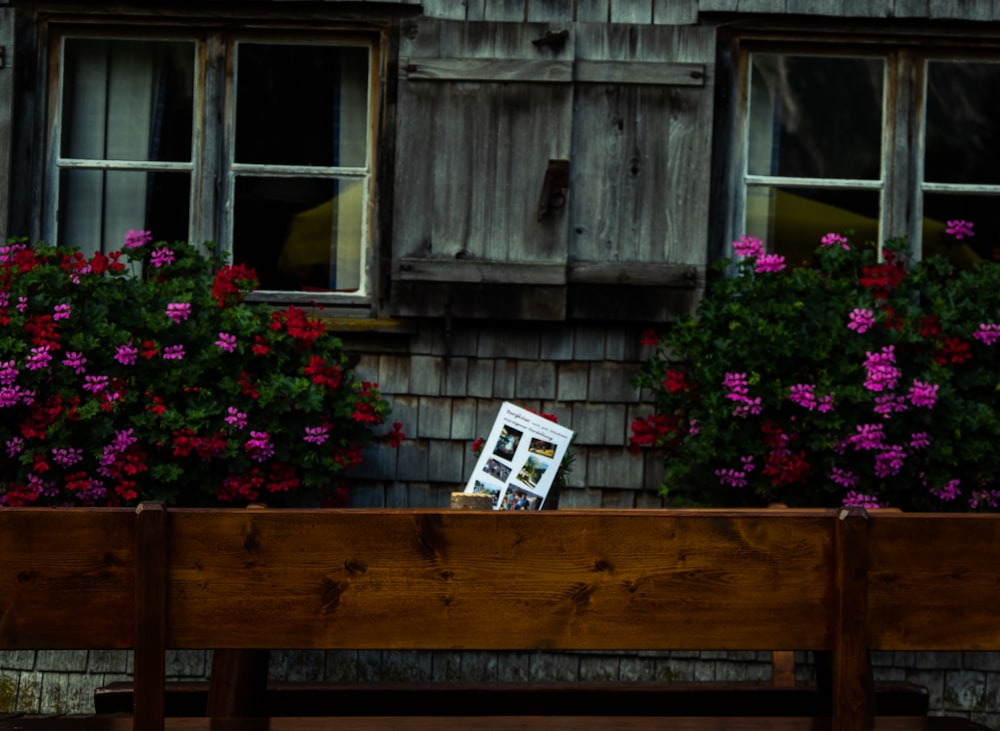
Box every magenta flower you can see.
[166,302,191,323]
[53,303,71,321]
[216,332,237,352]
[974,323,1000,345]
[83,375,110,394]
[51,447,84,468]
[845,423,886,451]
[0,360,17,386]
[945,219,974,240]
[715,467,748,488]
[304,425,330,445]
[25,346,52,371]
[788,383,817,410]
[225,407,248,429]
[754,253,786,273]
[62,351,87,374]
[245,431,275,462]
[821,232,850,250]
[843,491,883,509]
[931,479,961,502]
[150,247,176,268]
[124,229,153,249]
[908,380,938,408]
[16,296,26,313]
[830,467,858,489]
[6,436,24,457]
[0,385,35,407]
[910,432,931,450]
[863,346,899,392]
[874,445,906,478]
[874,393,908,418]
[847,308,874,334]
[114,342,138,366]
[732,234,764,258]
[969,489,1000,510]
[162,345,185,360]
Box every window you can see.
[49,29,378,300]
[736,40,1000,266]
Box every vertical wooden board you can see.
[570,24,713,269]
[418,0,468,20]
[698,0,739,11]
[610,0,654,23]
[930,0,992,19]
[527,0,577,22]
[893,0,930,17]
[0,8,13,240]
[484,0,527,21]
[736,0,787,11]
[842,0,891,16]
[785,0,844,13]
[577,0,612,21]
[653,0,699,23]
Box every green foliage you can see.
[632,228,1000,512]
[0,234,402,507]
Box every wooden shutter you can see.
[567,23,715,321]
[0,7,12,240]
[391,19,574,319]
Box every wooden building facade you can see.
[3,0,1000,509]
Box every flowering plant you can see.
[0,232,403,507]
[632,222,1000,512]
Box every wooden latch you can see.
[537,159,570,221]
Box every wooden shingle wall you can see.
[415,0,1000,22]
[342,322,666,509]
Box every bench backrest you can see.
[0,504,910,731]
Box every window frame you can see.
[729,31,1000,262]
[44,23,383,307]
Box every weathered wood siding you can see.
[417,0,1000,22]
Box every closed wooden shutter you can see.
[392,19,573,319]
[391,19,715,321]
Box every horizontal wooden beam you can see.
[395,258,567,285]
[400,58,573,83]
[575,61,705,86]
[401,58,706,86]
[568,262,705,287]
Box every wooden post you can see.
[134,502,167,731]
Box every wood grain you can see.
[163,508,836,651]
[0,508,135,649]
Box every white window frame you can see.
[45,26,380,306]
[730,35,1000,262]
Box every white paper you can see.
[463,402,575,511]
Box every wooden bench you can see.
[0,504,994,730]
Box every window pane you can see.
[58,170,190,254]
[233,177,364,292]
[925,61,1000,185]
[922,193,1000,265]
[748,55,883,180]
[235,44,369,168]
[746,186,880,265]
[61,38,194,162]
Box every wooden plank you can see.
[484,0,526,21]
[400,58,573,82]
[930,0,992,19]
[698,0,740,11]
[0,8,12,239]
[567,262,704,287]
[653,0,699,23]
[133,502,167,731]
[868,513,1000,650]
[570,24,714,274]
[831,507,875,731]
[893,0,931,17]
[526,0,577,22]
[736,0,787,11]
[575,60,705,85]
[164,509,837,651]
[785,0,844,13]
[610,0,654,23]
[396,258,566,285]
[0,508,135,649]
[577,0,612,21]
[842,0,891,16]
